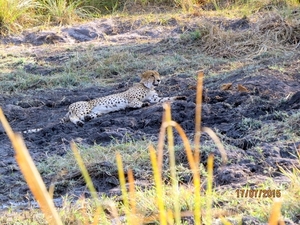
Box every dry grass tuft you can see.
[185,11,300,58]
[257,12,300,45]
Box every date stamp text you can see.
[236,189,281,198]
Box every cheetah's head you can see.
[140,70,161,89]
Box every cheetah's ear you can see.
[140,70,152,78]
[140,70,158,78]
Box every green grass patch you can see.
[0,39,224,93]
[0,0,299,35]
[38,140,153,178]
[0,0,38,35]
[37,0,98,25]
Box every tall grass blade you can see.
[128,169,136,215]
[71,142,98,197]
[202,127,228,164]
[268,199,282,225]
[149,145,167,225]
[0,108,63,225]
[157,111,166,174]
[161,119,201,225]
[0,0,37,35]
[128,169,140,224]
[167,209,174,224]
[194,71,204,225]
[206,154,214,225]
[219,216,233,225]
[107,201,122,225]
[116,152,133,224]
[162,121,195,170]
[92,207,103,225]
[49,183,55,199]
[194,71,204,165]
[163,103,181,224]
[70,142,107,224]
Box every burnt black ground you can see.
[1,66,300,206]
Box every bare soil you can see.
[0,15,300,222]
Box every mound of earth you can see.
[0,16,255,46]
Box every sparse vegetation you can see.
[37,141,153,177]
[1,104,300,224]
[0,0,38,35]
[0,0,300,224]
[37,0,96,25]
[0,0,300,35]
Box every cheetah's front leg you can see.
[84,112,102,122]
[69,113,85,127]
[147,90,186,103]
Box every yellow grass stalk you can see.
[190,159,201,225]
[71,142,98,197]
[116,152,133,225]
[167,209,174,225]
[92,207,104,225]
[182,71,205,225]
[154,71,205,225]
[162,121,195,170]
[161,119,201,225]
[163,103,181,224]
[79,197,88,225]
[202,127,228,164]
[268,199,283,225]
[0,108,63,225]
[127,168,141,224]
[206,154,214,225]
[159,117,202,224]
[70,142,107,224]
[48,183,55,199]
[194,71,204,225]
[194,71,204,165]
[106,201,122,225]
[149,145,167,225]
[157,111,166,174]
[219,216,233,225]
[127,169,136,215]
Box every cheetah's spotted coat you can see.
[61,70,186,126]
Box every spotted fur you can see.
[61,70,186,126]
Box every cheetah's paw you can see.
[76,121,84,127]
[176,96,187,100]
[142,102,150,107]
[84,115,92,122]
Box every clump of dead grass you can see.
[257,12,300,45]
[183,11,300,58]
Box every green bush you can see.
[37,0,96,25]
[0,0,37,35]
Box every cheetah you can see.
[61,70,186,126]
